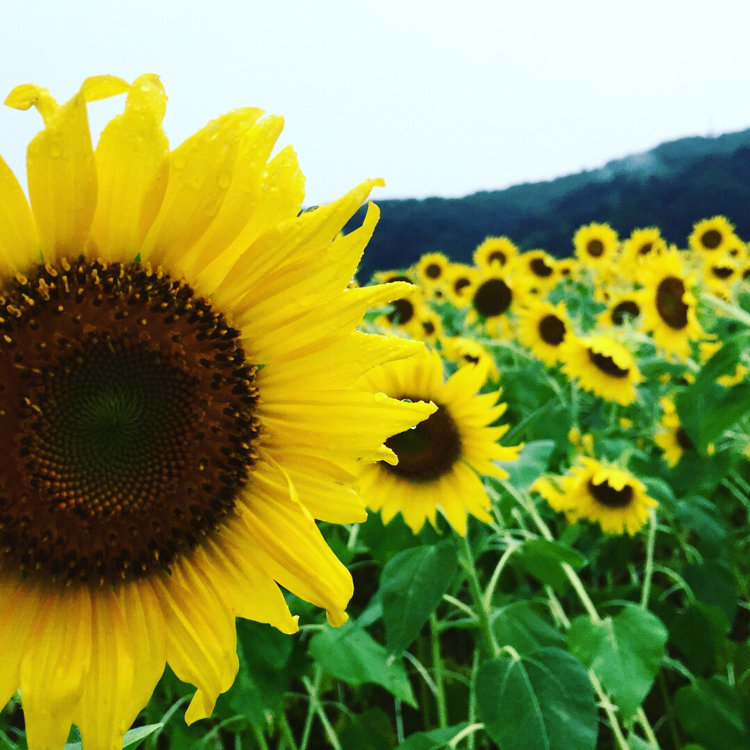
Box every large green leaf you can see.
[675,676,749,750]
[513,538,585,593]
[396,723,469,750]
[497,440,555,490]
[310,622,416,706]
[380,540,457,655]
[475,648,597,750]
[492,600,566,655]
[568,604,667,719]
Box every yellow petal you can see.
[0,155,38,275]
[88,74,169,262]
[19,586,92,750]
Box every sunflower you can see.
[0,76,435,749]
[573,222,619,269]
[414,304,443,344]
[513,249,559,291]
[444,262,478,307]
[473,236,518,271]
[416,251,450,286]
[618,227,667,278]
[440,336,500,382]
[357,350,521,535]
[517,300,570,366]
[596,291,642,329]
[639,249,704,359]
[688,215,738,256]
[374,285,425,338]
[560,334,643,405]
[466,269,524,338]
[533,457,657,535]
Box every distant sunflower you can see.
[375,286,425,337]
[533,457,657,535]
[703,255,742,297]
[573,222,619,268]
[561,335,643,405]
[372,269,416,285]
[688,215,738,255]
[473,236,518,271]
[596,292,642,329]
[0,76,434,749]
[517,300,570,366]
[414,304,443,344]
[357,350,521,535]
[556,257,579,279]
[640,249,703,359]
[416,251,450,285]
[440,336,499,383]
[444,262,478,307]
[466,269,523,338]
[619,227,667,277]
[514,249,559,290]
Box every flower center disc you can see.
[587,349,629,378]
[538,315,566,346]
[611,300,640,325]
[586,239,604,258]
[655,276,689,329]
[384,403,460,482]
[587,478,633,508]
[700,229,722,249]
[473,278,512,318]
[0,258,259,585]
[530,258,553,277]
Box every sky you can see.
[1,0,750,207]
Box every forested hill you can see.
[345,129,750,282]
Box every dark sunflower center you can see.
[711,266,734,279]
[530,258,553,277]
[425,263,442,279]
[488,251,506,265]
[701,229,722,249]
[587,349,629,378]
[0,258,259,585]
[587,478,633,508]
[638,242,654,256]
[676,427,694,451]
[454,277,471,294]
[586,239,604,258]
[655,276,688,330]
[538,314,566,345]
[387,298,415,325]
[383,402,460,482]
[473,278,512,317]
[386,275,414,284]
[611,300,640,325]
[422,320,436,335]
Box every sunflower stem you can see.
[641,510,657,609]
[589,669,630,750]
[277,711,300,750]
[430,612,448,728]
[458,532,499,657]
[301,674,342,750]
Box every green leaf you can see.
[396,723,469,750]
[683,559,739,623]
[513,538,585,593]
[497,440,555,491]
[63,723,163,750]
[475,648,597,750]
[310,622,416,706]
[675,676,748,750]
[674,495,727,554]
[380,540,458,655]
[492,600,566,655]
[340,708,397,750]
[567,604,667,719]
[669,602,729,676]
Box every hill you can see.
[347,129,750,281]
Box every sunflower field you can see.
[0,77,748,750]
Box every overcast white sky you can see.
[2,1,750,206]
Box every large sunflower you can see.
[560,334,643,405]
[573,221,619,269]
[639,249,704,359]
[357,350,521,535]
[0,76,435,749]
[533,457,657,535]
[688,215,738,256]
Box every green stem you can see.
[302,674,342,750]
[589,670,629,750]
[458,533,499,657]
[641,511,657,609]
[250,723,271,750]
[278,711,300,750]
[430,612,448,728]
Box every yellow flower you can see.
[440,336,499,383]
[444,262,478,307]
[357,350,521,535]
[639,248,704,359]
[416,251,450,285]
[473,236,518,270]
[466,268,525,338]
[573,222,619,268]
[654,396,711,467]
[618,227,667,278]
[533,457,657,535]
[516,299,571,366]
[513,249,559,289]
[688,215,739,255]
[561,335,643,405]
[0,76,434,749]
[596,292,642,329]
